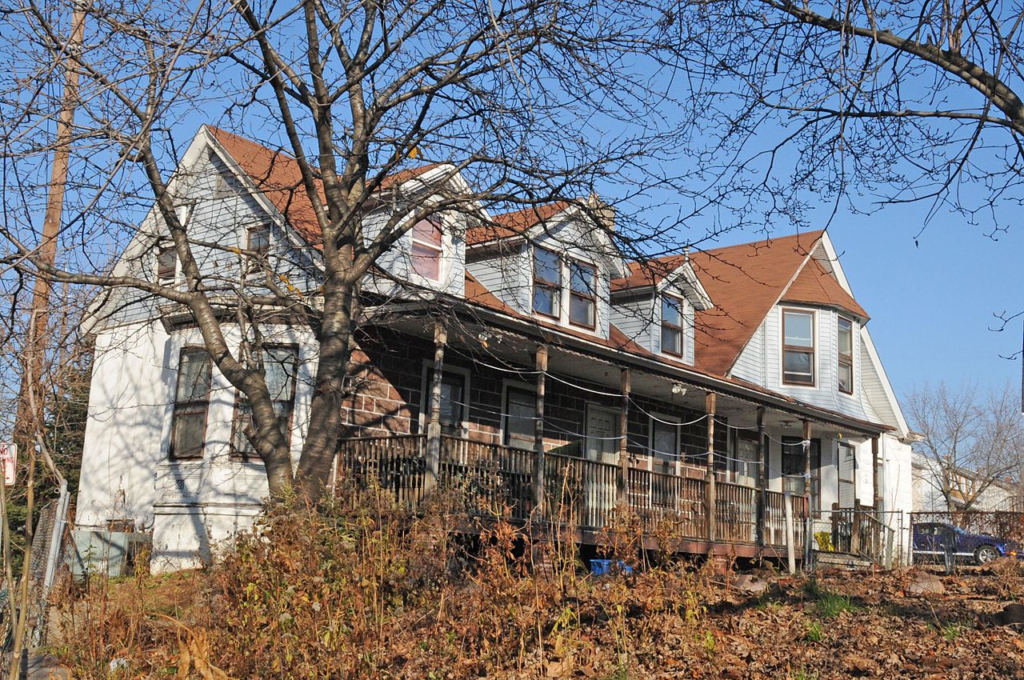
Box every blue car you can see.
[912,522,1019,565]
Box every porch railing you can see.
[336,434,807,553]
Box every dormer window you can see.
[782,309,815,386]
[411,217,443,281]
[838,316,854,394]
[532,246,561,318]
[568,260,596,328]
[661,295,683,357]
[157,245,177,284]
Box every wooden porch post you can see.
[533,345,548,517]
[706,392,717,543]
[802,419,813,564]
[618,368,631,509]
[425,323,448,494]
[871,436,881,512]
[755,407,767,547]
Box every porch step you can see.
[813,550,875,571]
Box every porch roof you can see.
[412,273,891,436]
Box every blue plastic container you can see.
[590,559,634,576]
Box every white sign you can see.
[0,444,16,486]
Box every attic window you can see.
[782,309,815,386]
[247,225,270,256]
[661,295,683,357]
[411,217,443,281]
[568,260,596,328]
[838,316,854,394]
[157,245,176,284]
[532,246,561,318]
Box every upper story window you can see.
[532,246,561,318]
[411,217,443,281]
[661,295,684,357]
[247,224,271,256]
[837,316,854,394]
[568,260,596,328]
[170,348,212,460]
[157,245,176,284]
[782,309,815,386]
[232,345,299,462]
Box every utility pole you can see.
[12,5,86,450]
[8,7,85,679]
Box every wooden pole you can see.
[533,345,548,517]
[424,323,447,494]
[617,368,630,508]
[13,5,86,452]
[755,407,766,547]
[871,436,881,512]
[706,392,717,543]
[802,420,813,565]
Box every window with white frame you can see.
[157,245,176,284]
[532,246,561,318]
[661,295,684,357]
[247,224,271,256]
[410,217,443,281]
[782,309,815,386]
[837,316,854,394]
[232,345,299,461]
[568,260,596,328]
[170,348,212,460]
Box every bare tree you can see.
[659,0,1024,238]
[0,0,699,501]
[907,381,1024,511]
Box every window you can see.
[661,295,684,356]
[410,217,443,280]
[650,418,679,464]
[170,349,212,460]
[423,369,466,435]
[232,346,299,461]
[568,260,596,327]
[504,387,536,450]
[157,245,176,284]
[837,316,854,394]
[247,225,270,256]
[782,310,815,385]
[782,437,821,509]
[532,246,561,318]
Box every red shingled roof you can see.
[466,201,571,246]
[782,258,868,319]
[206,126,437,247]
[689,231,826,376]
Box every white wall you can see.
[76,319,318,572]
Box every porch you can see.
[336,434,807,559]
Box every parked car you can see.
[912,522,1020,565]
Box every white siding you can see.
[731,320,765,385]
[466,245,529,313]
[610,297,654,349]
[76,319,318,572]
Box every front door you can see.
[838,443,856,509]
[584,406,619,524]
[734,437,759,487]
[585,406,619,465]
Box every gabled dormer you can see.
[608,254,713,365]
[464,197,627,338]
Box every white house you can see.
[76,125,917,572]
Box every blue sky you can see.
[789,207,1020,400]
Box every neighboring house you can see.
[912,451,1024,513]
[76,126,917,572]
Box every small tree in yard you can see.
[907,381,1024,512]
[0,0,700,501]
